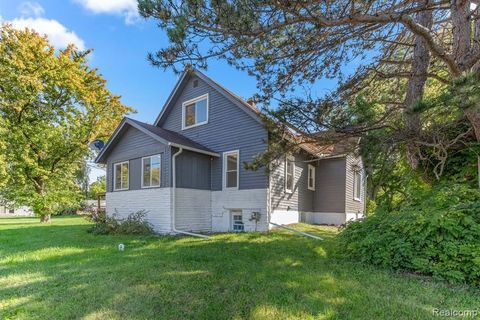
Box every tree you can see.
[138,0,480,185]
[0,25,133,222]
[88,176,106,200]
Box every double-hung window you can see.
[142,154,161,188]
[354,170,362,201]
[285,156,295,193]
[114,161,129,191]
[308,164,316,191]
[223,150,239,189]
[182,94,208,129]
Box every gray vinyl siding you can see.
[105,125,170,192]
[158,75,268,191]
[345,155,365,214]
[270,152,314,212]
[313,157,346,213]
[175,148,212,190]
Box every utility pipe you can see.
[269,222,323,240]
[171,147,210,239]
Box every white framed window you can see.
[113,161,129,191]
[142,154,161,188]
[182,93,209,129]
[223,150,239,189]
[285,156,295,193]
[354,170,362,201]
[308,164,316,191]
[231,210,244,232]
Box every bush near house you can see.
[88,210,154,235]
[337,183,480,285]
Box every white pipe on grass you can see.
[171,147,210,239]
[269,222,323,240]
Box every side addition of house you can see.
[95,69,365,234]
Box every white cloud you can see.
[19,2,45,17]
[74,0,139,24]
[10,17,86,50]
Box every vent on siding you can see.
[193,79,199,88]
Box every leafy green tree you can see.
[88,176,106,200]
[0,25,133,222]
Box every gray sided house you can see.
[95,69,365,233]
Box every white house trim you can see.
[113,161,129,191]
[141,154,161,189]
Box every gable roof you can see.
[95,117,219,164]
[153,68,262,127]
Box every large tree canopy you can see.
[0,25,133,221]
[139,0,480,190]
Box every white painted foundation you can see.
[211,188,268,232]
[269,210,300,227]
[106,188,172,233]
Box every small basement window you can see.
[182,94,208,129]
[285,156,295,193]
[231,210,244,232]
[308,164,315,191]
[142,154,161,188]
[114,161,129,191]
[354,170,362,201]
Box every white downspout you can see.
[172,147,210,239]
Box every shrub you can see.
[337,183,480,285]
[88,210,153,235]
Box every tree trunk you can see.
[40,214,51,223]
[403,1,433,169]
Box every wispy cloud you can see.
[18,1,45,17]
[74,0,139,25]
[6,2,85,50]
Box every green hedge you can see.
[337,184,480,285]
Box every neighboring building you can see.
[95,69,365,234]
[0,205,34,217]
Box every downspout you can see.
[171,147,210,239]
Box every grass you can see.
[0,217,478,320]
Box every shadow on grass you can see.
[0,218,479,319]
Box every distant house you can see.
[95,69,365,234]
[0,205,34,217]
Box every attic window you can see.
[182,94,209,129]
[193,79,199,88]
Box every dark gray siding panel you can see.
[159,75,268,190]
[175,149,212,190]
[270,152,314,212]
[105,125,169,192]
[313,157,346,213]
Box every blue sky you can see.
[0,0,342,181]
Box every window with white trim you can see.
[231,210,244,232]
[354,170,362,201]
[114,161,129,191]
[223,150,239,189]
[182,94,208,129]
[308,164,316,191]
[285,156,295,193]
[142,154,161,188]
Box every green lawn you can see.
[0,217,478,320]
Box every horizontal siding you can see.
[106,126,169,192]
[345,155,365,214]
[270,152,314,212]
[313,157,346,213]
[159,74,268,190]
